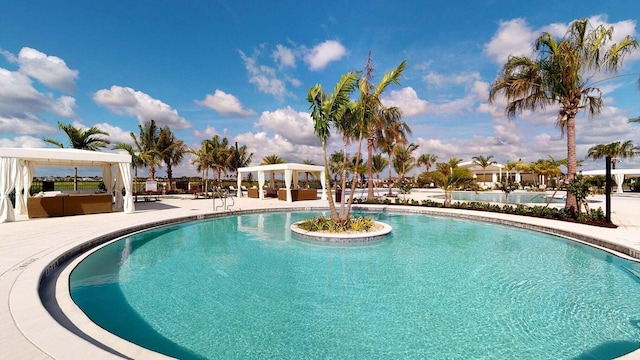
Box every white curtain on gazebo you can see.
[118,162,135,214]
[320,171,327,200]
[284,169,293,202]
[0,157,19,223]
[114,165,124,211]
[13,163,24,216]
[614,173,624,194]
[258,171,265,200]
[20,162,35,216]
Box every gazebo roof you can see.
[238,163,324,173]
[0,147,131,167]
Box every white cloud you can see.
[423,71,481,89]
[304,40,347,71]
[0,135,48,148]
[196,89,256,117]
[256,106,317,145]
[382,87,476,117]
[2,47,79,93]
[273,44,296,68]
[0,114,56,135]
[234,131,323,165]
[239,50,287,101]
[93,122,135,145]
[0,68,77,119]
[193,126,221,140]
[93,85,191,130]
[484,18,537,64]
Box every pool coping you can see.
[14,204,640,359]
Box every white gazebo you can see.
[0,147,135,223]
[581,168,640,194]
[237,163,326,202]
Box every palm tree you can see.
[229,144,254,186]
[43,121,110,190]
[378,120,412,196]
[359,54,408,200]
[417,153,438,175]
[371,153,388,189]
[489,18,638,212]
[587,140,636,169]
[156,126,185,191]
[328,151,346,183]
[112,143,144,193]
[392,143,419,182]
[472,155,496,188]
[307,71,358,222]
[209,135,232,188]
[436,157,463,177]
[432,168,473,207]
[188,141,213,195]
[260,154,286,189]
[130,120,162,181]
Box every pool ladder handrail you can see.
[213,189,235,211]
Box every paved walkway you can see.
[1,191,639,359]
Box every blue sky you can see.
[1,0,639,178]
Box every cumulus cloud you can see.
[239,50,288,101]
[255,106,317,145]
[483,18,537,64]
[93,122,135,145]
[0,68,77,119]
[0,135,48,148]
[93,85,191,130]
[196,89,256,117]
[9,47,79,93]
[382,87,476,117]
[235,131,323,165]
[303,40,347,71]
[273,44,296,68]
[0,114,56,135]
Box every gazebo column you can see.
[258,171,265,200]
[284,169,293,202]
[236,174,242,197]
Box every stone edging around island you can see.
[290,221,392,243]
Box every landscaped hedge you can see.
[352,197,615,228]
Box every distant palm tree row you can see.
[43,119,254,193]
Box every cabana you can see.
[0,147,135,223]
[581,168,640,194]
[237,163,327,202]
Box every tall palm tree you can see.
[587,140,636,169]
[43,121,110,190]
[417,153,438,175]
[328,151,346,183]
[377,120,412,196]
[489,18,638,212]
[156,126,185,191]
[130,120,162,181]
[359,54,408,200]
[260,154,286,189]
[472,155,496,187]
[371,153,388,189]
[307,71,358,222]
[436,157,463,177]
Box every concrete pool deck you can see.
[1,190,639,359]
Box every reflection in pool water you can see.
[433,191,566,204]
[71,211,640,359]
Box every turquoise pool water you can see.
[70,212,640,359]
[447,191,565,204]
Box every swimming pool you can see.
[441,191,565,204]
[70,211,640,359]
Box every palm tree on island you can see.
[489,18,638,213]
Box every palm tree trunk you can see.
[565,114,578,212]
[344,133,365,219]
[167,166,173,191]
[387,152,393,197]
[322,141,339,221]
[367,138,374,199]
